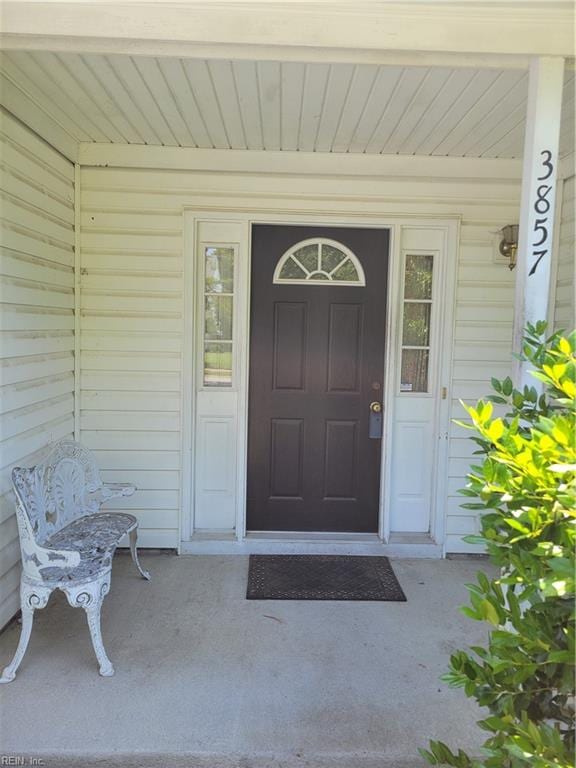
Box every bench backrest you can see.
[12,441,103,547]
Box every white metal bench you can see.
[0,440,150,682]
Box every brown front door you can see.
[247,225,389,533]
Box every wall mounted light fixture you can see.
[499,224,519,270]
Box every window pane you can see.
[321,243,347,272]
[401,349,429,393]
[404,254,433,300]
[205,295,233,340]
[332,259,360,282]
[279,256,307,280]
[205,247,234,293]
[402,302,431,346]
[204,343,233,387]
[293,244,320,273]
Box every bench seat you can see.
[40,512,138,583]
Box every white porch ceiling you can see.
[0,51,574,159]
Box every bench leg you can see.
[129,528,151,580]
[0,581,51,683]
[65,577,114,677]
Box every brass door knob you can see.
[370,402,382,413]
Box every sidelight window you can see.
[400,253,433,393]
[273,238,365,286]
[202,245,236,387]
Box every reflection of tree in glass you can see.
[404,254,433,299]
[204,247,234,387]
[205,296,233,340]
[402,303,431,346]
[205,247,234,294]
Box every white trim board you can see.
[78,143,523,180]
[2,2,573,59]
[182,210,458,553]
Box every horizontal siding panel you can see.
[0,225,74,266]
[81,253,182,273]
[81,273,182,293]
[456,304,514,323]
[123,529,178,549]
[0,373,74,414]
[80,331,181,354]
[81,292,182,313]
[446,515,479,536]
[0,168,73,222]
[0,112,75,628]
[0,276,74,309]
[1,252,74,287]
[0,306,74,331]
[1,353,74,386]
[445,535,485,554]
[80,312,182,333]
[91,450,181,471]
[452,361,511,381]
[100,469,179,490]
[0,138,74,201]
[82,430,180,451]
[0,197,74,246]
[104,491,179,511]
[0,330,74,358]
[80,232,181,253]
[80,351,181,373]
[81,390,180,411]
[453,342,512,362]
[0,418,74,470]
[1,394,74,441]
[81,211,182,231]
[81,371,180,392]
[80,411,180,432]
[0,107,74,180]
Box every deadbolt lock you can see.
[370,401,382,413]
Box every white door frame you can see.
[182,210,459,554]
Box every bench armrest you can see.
[100,483,136,502]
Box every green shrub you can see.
[421,323,575,768]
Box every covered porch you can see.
[0,554,493,767]
[0,2,574,764]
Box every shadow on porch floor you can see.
[0,554,493,768]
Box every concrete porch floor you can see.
[0,554,494,768]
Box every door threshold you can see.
[180,531,442,557]
[247,531,381,542]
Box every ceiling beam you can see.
[78,142,523,180]
[0,2,574,65]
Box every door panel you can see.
[327,304,362,392]
[247,225,389,533]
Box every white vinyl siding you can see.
[0,109,76,628]
[79,161,521,553]
[553,174,575,333]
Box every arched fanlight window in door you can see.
[273,238,366,286]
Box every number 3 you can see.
[538,150,553,181]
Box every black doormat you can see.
[246,554,406,601]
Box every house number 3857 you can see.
[529,150,554,276]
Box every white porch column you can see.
[513,56,565,388]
